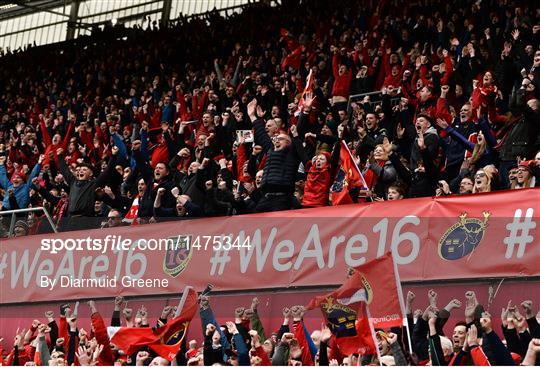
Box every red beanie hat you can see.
[519,160,535,173]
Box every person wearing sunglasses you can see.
[472,169,493,193]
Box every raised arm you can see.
[290,125,309,166]
[56,148,75,185]
[95,147,119,188]
[60,121,75,150]
[250,100,273,153]
[0,156,10,189]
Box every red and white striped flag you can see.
[295,69,314,116]
[123,195,139,225]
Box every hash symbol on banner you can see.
[503,208,536,259]
[0,253,6,279]
[209,248,230,275]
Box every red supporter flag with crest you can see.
[353,252,404,329]
[331,141,368,205]
[108,286,198,361]
[307,269,376,355]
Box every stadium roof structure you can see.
[0,0,67,19]
[0,0,270,52]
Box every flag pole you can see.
[341,141,373,202]
[365,305,383,367]
[174,285,193,318]
[391,252,413,355]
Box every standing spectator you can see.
[57,147,118,230]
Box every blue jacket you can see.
[162,104,174,124]
[199,306,231,362]
[441,118,477,167]
[0,163,41,210]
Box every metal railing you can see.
[347,91,401,113]
[347,91,402,124]
[0,207,57,237]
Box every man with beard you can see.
[458,177,474,195]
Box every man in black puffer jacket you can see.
[248,99,301,213]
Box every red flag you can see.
[330,141,368,205]
[280,28,298,51]
[33,347,42,366]
[151,144,169,169]
[109,287,198,360]
[295,69,314,116]
[465,132,478,159]
[353,252,404,329]
[123,195,139,225]
[281,45,303,71]
[307,271,376,355]
[355,302,378,355]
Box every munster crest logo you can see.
[438,211,490,260]
[163,235,192,277]
[331,168,348,193]
[320,297,358,338]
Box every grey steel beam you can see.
[161,0,171,27]
[13,0,69,17]
[66,0,80,40]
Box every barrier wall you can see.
[1,281,538,347]
[1,188,538,305]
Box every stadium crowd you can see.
[1,0,540,365]
[1,289,540,366]
[1,0,540,235]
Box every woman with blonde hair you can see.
[364,138,398,199]
[472,168,494,193]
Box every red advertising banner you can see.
[0,189,539,304]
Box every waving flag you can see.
[108,286,198,361]
[280,28,299,51]
[330,141,368,205]
[294,69,314,116]
[282,45,303,71]
[307,270,376,355]
[123,195,140,225]
[353,252,405,329]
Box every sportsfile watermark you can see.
[40,234,252,254]
[0,210,537,305]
